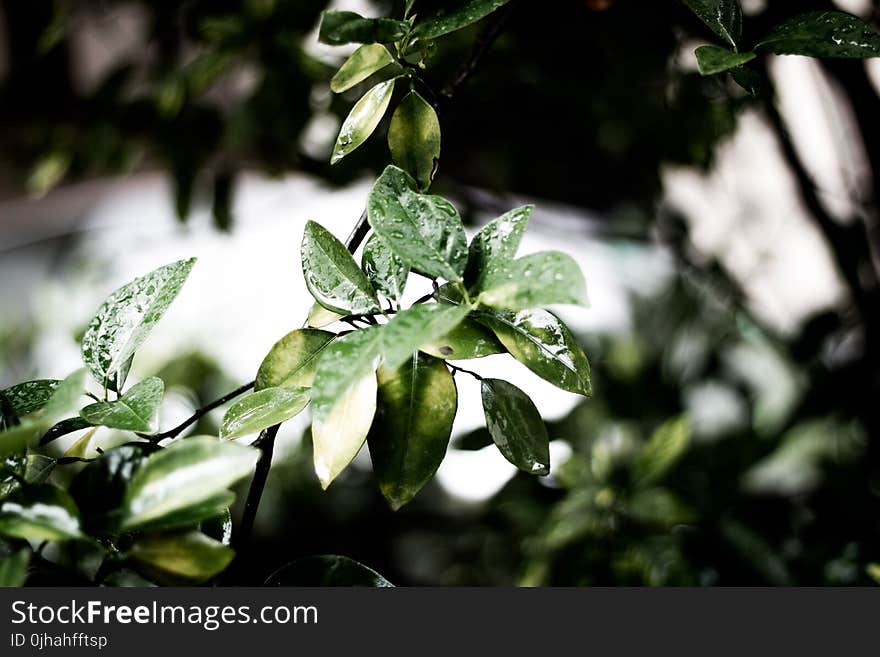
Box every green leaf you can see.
[477,308,592,396]
[464,205,533,288]
[695,45,756,75]
[331,78,396,164]
[331,44,394,93]
[867,564,880,585]
[256,329,336,391]
[477,251,587,310]
[318,10,409,46]
[0,424,40,460]
[628,488,696,527]
[368,353,456,509]
[130,493,235,534]
[481,378,550,475]
[631,416,691,487]
[81,258,196,387]
[756,11,880,59]
[129,530,234,583]
[80,377,164,433]
[419,316,505,360]
[220,387,310,439]
[367,165,468,281]
[682,0,742,48]
[1,380,60,417]
[0,485,83,541]
[24,454,55,484]
[362,234,410,303]
[411,0,512,42]
[301,221,381,315]
[380,303,471,371]
[265,555,393,587]
[307,302,344,328]
[0,547,30,587]
[730,66,763,96]
[388,91,441,190]
[121,436,259,530]
[40,417,93,446]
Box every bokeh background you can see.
[2,0,880,585]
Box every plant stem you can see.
[148,380,255,442]
[234,425,278,553]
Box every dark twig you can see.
[448,363,483,380]
[234,425,278,554]
[147,380,255,442]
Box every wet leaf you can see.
[368,353,456,509]
[80,377,165,433]
[220,387,310,439]
[380,303,470,371]
[256,329,336,391]
[319,10,409,46]
[419,316,505,359]
[477,251,587,310]
[265,555,393,586]
[464,205,533,289]
[683,0,742,48]
[411,0,512,42]
[331,78,396,164]
[362,233,410,303]
[40,417,92,446]
[367,165,468,281]
[302,221,381,315]
[0,547,30,587]
[477,309,591,396]
[388,91,441,190]
[632,416,691,487]
[756,11,880,58]
[695,45,755,75]
[481,378,550,475]
[121,436,259,531]
[1,380,60,417]
[331,44,394,93]
[308,302,344,328]
[81,258,196,387]
[129,530,233,583]
[0,485,83,541]
[24,455,55,484]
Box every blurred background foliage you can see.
[2,0,880,585]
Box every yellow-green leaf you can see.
[388,91,440,190]
[331,78,396,164]
[331,44,394,93]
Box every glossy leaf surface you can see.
[464,205,533,288]
[756,11,880,58]
[319,10,409,46]
[1,380,60,417]
[411,0,512,42]
[481,378,550,475]
[388,91,441,190]
[0,485,83,541]
[331,44,394,93]
[419,316,505,359]
[683,0,742,48]
[477,251,587,310]
[331,78,396,164]
[695,45,756,75]
[220,387,310,439]
[129,530,234,582]
[362,233,410,303]
[80,377,164,433]
[256,329,336,391]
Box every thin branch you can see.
[448,363,483,380]
[147,380,255,442]
[234,425,278,554]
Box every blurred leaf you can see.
[0,547,30,587]
[331,44,394,93]
[695,45,755,75]
[756,11,880,58]
[265,555,393,586]
[628,488,695,527]
[0,485,83,541]
[868,564,880,585]
[464,205,533,289]
[256,329,336,391]
[308,303,345,328]
[301,221,381,315]
[80,377,165,433]
[367,165,468,281]
[368,354,456,509]
[632,417,690,487]
[481,378,550,475]
[452,427,494,451]
[420,316,505,359]
[682,0,742,48]
[730,67,763,96]
[388,91,441,190]
[81,259,196,387]
[721,519,792,586]
[121,436,258,531]
[24,455,55,484]
[411,0,512,42]
[319,11,409,46]
[220,387,310,439]
[331,78,397,164]
[129,530,233,583]
[478,309,591,395]
[362,234,410,304]
[477,251,588,310]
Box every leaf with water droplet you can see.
[1,380,60,418]
[755,11,880,58]
[380,303,470,371]
[80,377,165,433]
[368,353,456,510]
[301,221,381,315]
[477,308,592,396]
[420,316,505,359]
[465,205,533,289]
[331,44,394,93]
[362,233,410,303]
[481,378,549,475]
[388,91,441,190]
[367,165,468,281]
[477,251,587,310]
[318,10,409,46]
[411,0,512,43]
[256,329,336,391]
[331,78,396,164]
[695,45,755,76]
[81,258,196,388]
[682,0,742,49]
[220,387,310,439]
